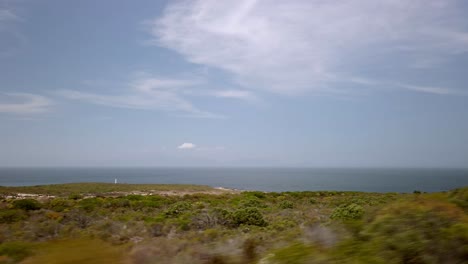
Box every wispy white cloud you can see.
[178,142,196,149]
[0,93,51,114]
[0,9,18,22]
[347,77,468,96]
[396,84,467,96]
[59,75,228,118]
[212,89,254,100]
[0,6,26,58]
[348,76,468,96]
[152,0,468,95]
[131,77,199,93]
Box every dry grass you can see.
[21,239,128,264]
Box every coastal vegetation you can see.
[0,183,466,263]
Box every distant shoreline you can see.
[1,182,465,199]
[0,182,242,199]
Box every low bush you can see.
[269,219,296,231]
[330,203,364,220]
[279,200,294,209]
[0,209,27,223]
[240,198,266,208]
[12,199,41,211]
[360,200,468,263]
[78,198,104,212]
[164,201,192,217]
[243,191,267,199]
[68,193,83,200]
[49,198,73,212]
[104,198,131,209]
[233,207,267,227]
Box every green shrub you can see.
[105,198,131,208]
[330,203,364,220]
[448,187,468,210]
[360,200,468,263]
[0,209,27,223]
[279,200,294,209]
[211,208,233,227]
[65,209,92,229]
[0,242,34,262]
[129,196,166,210]
[125,194,144,201]
[12,199,41,211]
[49,198,73,212]
[270,219,296,231]
[233,208,267,227]
[240,198,265,208]
[193,201,205,209]
[164,201,191,217]
[175,217,191,231]
[68,193,83,200]
[78,198,103,212]
[243,191,266,199]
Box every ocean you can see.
[0,167,467,193]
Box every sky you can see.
[1,0,468,167]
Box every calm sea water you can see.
[0,167,467,193]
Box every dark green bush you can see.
[233,208,267,227]
[269,219,296,231]
[49,198,73,212]
[239,198,266,208]
[105,198,131,209]
[68,193,83,200]
[78,198,103,212]
[164,201,192,217]
[330,203,364,220]
[12,199,41,211]
[191,207,235,229]
[279,200,294,209]
[211,208,233,227]
[126,194,144,201]
[243,191,266,199]
[0,209,27,223]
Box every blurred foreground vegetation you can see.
[0,183,466,263]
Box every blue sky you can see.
[1,0,468,167]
